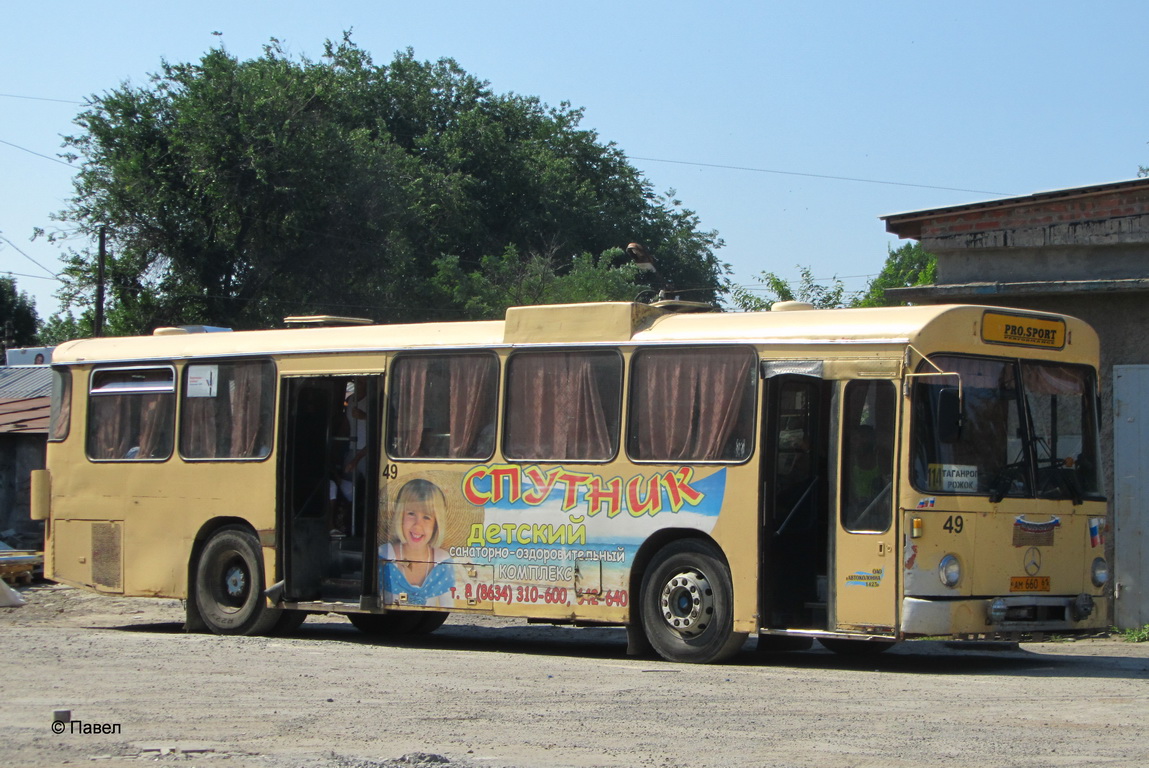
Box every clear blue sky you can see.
[2,1,1146,320]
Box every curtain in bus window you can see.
[229,362,270,458]
[49,369,71,441]
[181,362,272,459]
[392,357,430,456]
[630,347,754,462]
[447,355,497,458]
[89,393,174,460]
[504,351,620,461]
[1020,362,1102,498]
[182,394,217,457]
[136,394,174,458]
[89,397,133,459]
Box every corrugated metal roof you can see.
[0,366,51,399]
[0,367,52,434]
[0,396,49,433]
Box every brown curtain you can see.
[1023,363,1085,396]
[447,355,496,458]
[229,362,268,457]
[506,353,615,460]
[182,396,217,457]
[51,373,72,441]
[136,394,173,459]
[394,357,430,457]
[90,396,132,459]
[632,348,753,461]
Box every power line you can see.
[0,92,83,105]
[0,270,61,282]
[0,137,73,168]
[629,155,1015,196]
[0,235,60,278]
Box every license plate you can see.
[1010,576,1050,592]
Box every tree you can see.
[853,242,936,307]
[49,38,725,334]
[0,276,40,349]
[729,266,847,311]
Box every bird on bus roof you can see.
[627,242,657,273]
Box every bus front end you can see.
[900,351,1110,639]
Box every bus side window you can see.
[628,346,756,462]
[388,353,499,460]
[840,380,896,532]
[87,367,176,461]
[504,350,622,462]
[49,367,72,441]
[180,360,275,460]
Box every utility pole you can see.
[95,226,106,337]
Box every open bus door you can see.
[279,374,381,606]
[832,379,898,633]
[761,371,831,630]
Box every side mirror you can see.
[936,386,962,444]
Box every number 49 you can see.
[943,515,964,534]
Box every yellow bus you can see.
[33,301,1111,662]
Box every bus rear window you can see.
[628,346,756,462]
[87,367,175,461]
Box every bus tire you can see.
[194,527,282,636]
[271,609,308,636]
[411,611,449,635]
[819,638,896,655]
[347,611,423,636]
[640,539,747,663]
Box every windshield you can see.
[911,355,1103,501]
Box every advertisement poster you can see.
[377,465,728,613]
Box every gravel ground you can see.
[3,582,1148,768]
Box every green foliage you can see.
[730,266,847,311]
[854,242,937,308]
[37,311,89,346]
[0,276,40,347]
[432,246,642,319]
[1120,623,1149,642]
[729,242,936,313]
[49,37,724,334]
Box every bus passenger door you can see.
[833,379,898,632]
[279,375,381,605]
[761,373,831,630]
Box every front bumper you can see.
[901,594,1108,637]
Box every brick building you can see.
[882,177,1149,628]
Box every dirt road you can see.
[3,583,1148,768]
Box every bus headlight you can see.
[1091,557,1109,588]
[938,554,961,588]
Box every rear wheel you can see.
[271,609,308,636]
[819,638,896,655]
[194,527,282,636]
[640,539,747,663]
[348,610,448,636]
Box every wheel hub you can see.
[224,564,247,600]
[659,569,713,637]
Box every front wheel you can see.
[640,539,747,663]
[194,527,282,636]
